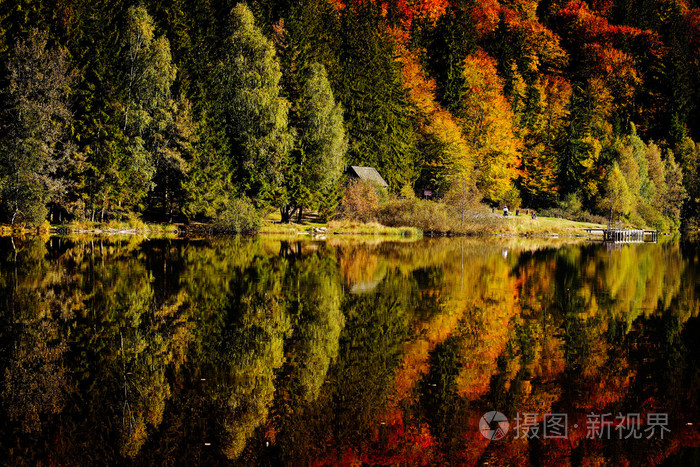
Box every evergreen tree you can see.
[150,93,198,221]
[424,4,477,112]
[62,0,129,221]
[559,78,614,205]
[331,3,419,190]
[280,63,347,222]
[677,137,700,223]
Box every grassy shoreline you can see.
[256,215,611,238]
[0,215,675,239]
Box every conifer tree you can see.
[677,137,700,222]
[559,78,614,205]
[331,3,419,190]
[280,63,347,222]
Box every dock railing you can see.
[583,227,658,243]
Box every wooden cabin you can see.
[346,166,389,188]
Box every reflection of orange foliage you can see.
[364,407,437,464]
[338,245,382,289]
[316,240,696,466]
[452,257,520,399]
[394,293,465,400]
[687,8,700,51]
[679,425,700,448]
[458,412,495,465]
[393,244,522,403]
[310,408,437,465]
[575,349,634,411]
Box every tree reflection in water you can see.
[0,236,697,465]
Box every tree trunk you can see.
[281,205,298,223]
[297,205,303,223]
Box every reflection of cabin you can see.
[346,166,389,188]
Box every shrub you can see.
[444,176,482,226]
[337,179,381,222]
[559,192,583,218]
[378,197,451,232]
[581,212,609,225]
[399,184,415,199]
[337,178,501,235]
[213,197,261,233]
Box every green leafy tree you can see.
[676,137,700,223]
[120,5,179,213]
[0,29,74,225]
[663,150,687,227]
[599,162,633,225]
[218,4,293,204]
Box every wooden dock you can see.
[583,228,658,243]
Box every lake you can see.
[0,235,698,465]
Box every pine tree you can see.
[424,4,477,112]
[559,78,614,205]
[331,3,419,190]
[150,93,198,221]
[280,63,347,222]
[62,0,129,221]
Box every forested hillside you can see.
[0,0,698,228]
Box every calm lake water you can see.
[0,235,698,465]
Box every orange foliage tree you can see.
[455,49,522,204]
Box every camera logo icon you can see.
[479,411,509,440]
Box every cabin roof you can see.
[347,166,389,187]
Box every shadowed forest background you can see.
[0,0,698,229]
